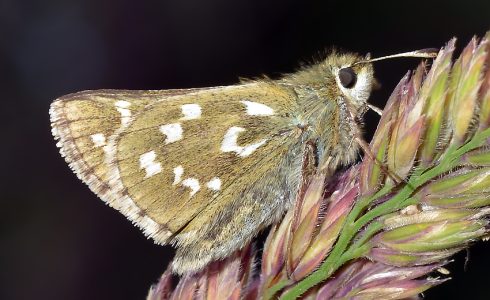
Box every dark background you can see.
[1,0,489,299]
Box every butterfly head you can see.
[325,53,375,112]
[323,48,438,115]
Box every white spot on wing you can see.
[182,178,200,197]
[173,165,184,185]
[180,104,202,120]
[206,177,221,191]
[139,151,162,178]
[241,100,274,116]
[221,126,267,157]
[241,140,267,157]
[221,127,245,153]
[159,123,183,144]
[115,100,131,125]
[90,133,106,147]
[115,100,131,108]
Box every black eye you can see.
[338,67,357,89]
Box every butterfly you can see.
[50,49,435,274]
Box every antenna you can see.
[353,48,439,65]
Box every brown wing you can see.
[50,88,211,233]
[103,82,304,249]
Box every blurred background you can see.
[1,0,489,299]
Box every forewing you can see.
[105,82,301,245]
